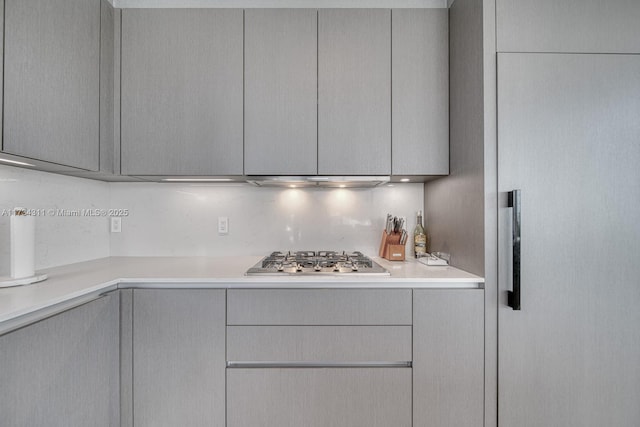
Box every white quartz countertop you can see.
[0,256,483,326]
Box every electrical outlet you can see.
[110,217,122,233]
[218,217,229,235]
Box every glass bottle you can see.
[414,210,427,258]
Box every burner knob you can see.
[296,264,303,272]
[314,264,322,272]
[276,263,284,272]
[334,265,341,272]
[351,264,359,272]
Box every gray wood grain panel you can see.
[498,53,640,427]
[100,0,115,174]
[119,289,133,427]
[413,289,484,427]
[121,9,243,175]
[424,0,485,276]
[392,9,448,175]
[244,9,317,175]
[133,290,225,427]
[0,294,119,427]
[318,9,391,175]
[227,289,412,325]
[3,0,100,170]
[481,1,499,426]
[228,326,411,362]
[227,368,412,427]
[497,0,640,53]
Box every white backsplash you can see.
[109,182,423,257]
[0,165,111,277]
[1,163,423,275]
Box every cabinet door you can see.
[498,54,640,427]
[497,0,640,53]
[0,294,119,427]
[392,9,448,176]
[413,290,484,427]
[121,9,243,176]
[227,368,411,427]
[244,9,317,176]
[318,9,391,175]
[3,0,100,170]
[133,290,226,427]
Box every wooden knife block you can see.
[378,230,406,261]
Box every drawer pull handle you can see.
[226,361,412,368]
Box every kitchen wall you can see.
[109,182,423,257]
[1,164,423,275]
[0,165,111,276]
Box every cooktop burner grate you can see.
[248,251,389,276]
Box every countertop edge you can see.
[0,278,483,329]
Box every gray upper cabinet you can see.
[497,0,640,53]
[244,9,318,176]
[132,290,226,427]
[121,9,243,176]
[3,0,101,171]
[392,9,449,176]
[0,294,119,427]
[318,9,391,176]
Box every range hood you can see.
[246,176,391,188]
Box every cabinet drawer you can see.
[227,368,412,427]
[227,289,412,325]
[227,326,411,363]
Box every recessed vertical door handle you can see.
[507,190,521,310]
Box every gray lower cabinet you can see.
[227,288,412,325]
[227,368,412,427]
[121,9,243,176]
[227,288,413,426]
[132,289,226,427]
[3,0,101,171]
[0,294,119,427]
[244,9,318,176]
[318,9,391,176]
[392,9,449,176]
[413,290,484,427]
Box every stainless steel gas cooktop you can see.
[246,251,390,276]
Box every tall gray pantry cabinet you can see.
[495,0,640,421]
[498,52,640,427]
